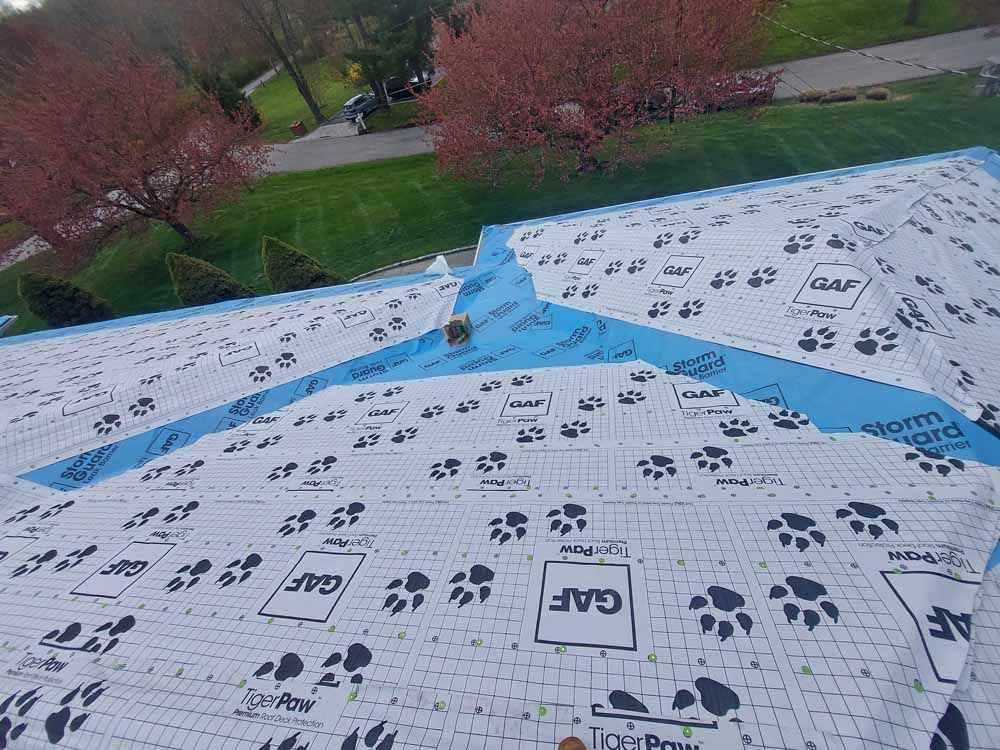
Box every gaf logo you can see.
[72,541,174,599]
[500,391,553,417]
[259,551,365,623]
[549,587,622,615]
[793,263,871,310]
[652,255,704,288]
[435,279,461,297]
[673,383,740,410]
[337,308,375,328]
[355,401,409,425]
[571,248,605,275]
[284,572,344,595]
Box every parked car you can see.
[341,93,378,119]
[384,72,434,101]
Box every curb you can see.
[350,245,477,281]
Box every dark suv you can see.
[341,93,378,119]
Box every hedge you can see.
[165,253,255,307]
[261,235,341,293]
[16,272,114,328]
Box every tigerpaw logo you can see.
[322,535,375,549]
[590,727,700,750]
[472,476,531,491]
[667,351,726,379]
[559,542,631,559]
[715,474,785,488]
[861,411,968,454]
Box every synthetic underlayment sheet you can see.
[0,362,998,750]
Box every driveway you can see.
[268,126,433,173]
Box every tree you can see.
[962,0,1000,28]
[261,235,341,292]
[420,0,778,182]
[0,34,267,261]
[17,273,114,328]
[166,252,255,306]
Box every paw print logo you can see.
[910,219,934,235]
[769,576,840,631]
[904,448,964,476]
[719,419,757,438]
[479,379,502,392]
[475,451,507,473]
[140,465,171,482]
[354,391,376,402]
[308,455,338,474]
[250,365,272,383]
[369,327,387,343]
[578,396,606,411]
[163,501,198,523]
[217,553,262,587]
[38,500,74,521]
[293,414,317,427]
[41,616,135,655]
[617,389,645,405]
[268,462,299,481]
[944,303,976,325]
[382,386,404,397]
[797,326,837,352]
[647,300,671,318]
[430,458,461,479]
[11,549,57,578]
[853,327,899,355]
[689,586,753,642]
[974,259,1000,276]
[552,252,568,265]
[652,232,673,248]
[767,513,826,551]
[678,229,701,244]
[448,564,494,607]
[388,317,406,331]
[0,687,42,745]
[93,413,121,435]
[257,434,284,449]
[174,460,204,477]
[559,420,590,438]
[604,260,623,276]
[629,369,656,383]
[223,439,251,453]
[324,409,347,422]
[931,703,968,750]
[122,507,158,529]
[44,680,107,744]
[278,509,316,536]
[678,299,704,319]
[573,231,589,244]
[383,572,430,615]
[948,236,974,253]
[581,283,600,299]
[836,501,899,538]
[826,234,858,252]
[510,374,533,386]
[948,359,976,388]
[390,427,418,443]
[783,234,815,254]
[875,257,896,274]
[329,502,365,529]
[139,374,161,387]
[537,253,552,267]
[455,399,480,413]
[488,511,528,544]
[637,455,676,480]
[275,352,297,369]
[691,446,732,472]
[971,297,1000,319]
[546,503,587,535]
[52,545,98,572]
[386,298,403,310]
[626,258,647,274]
[128,397,156,417]
[977,402,1000,437]
[915,275,946,295]
[515,426,545,443]
[709,270,737,289]
[421,404,445,418]
[768,409,809,429]
[278,332,297,343]
[353,433,380,449]
[254,652,304,682]
[165,559,212,592]
[339,721,396,750]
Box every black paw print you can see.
[52,545,98,572]
[93,413,121,435]
[647,300,671,318]
[421,404,445,419]
[977,402,1000,437]
[259,732,311,750]
[510,374,533,386]
[875,257,896,274]
[747,266,778,289]
[604,260,623,276]
[369,327,387,343]
[948,359,976,389]
[689,586,753,642]
[578,396,606,411]
[293,414,317,427]
[254,653,304,681]
[783,234,815,254]
[475,451,507,473]
[223,439,251,453]
[0,687,41,746]
[678,299,704,319]
[626,258,647,274]
[551,252,568,265]
[318,642,373,689]
[268,462,299,480]
[854,327,899,355]
[637,455,676,480]
[479,379,502,392]
[391,427,418,443]
[329,502,365,529]
[122,507,158,529]
[546,503,587,535]
[678,229,701,244]
[536,253,552,267]
[353,433,381,449]
[766,512,826,551]
[430,458,461,479]
[4,504,37,524]
[974,258,1000,276]
[217,554,262,587]
[11,549,57,578]
[910,219,934,235]
[449,564,494,607]
[826,234,858,252]
[257,434,284,449]
[904,448,965,476]
[581,283,600,299]
[769,576,840,631]
[41,616,135,655]
[278,509,316,536]
[455,399,480,413]
[944,303,976,325]
[388,317,406,331]
[710,270,737,289]
[383,572,430,616]
[488,511,527,544]
[691,446,732,472]
[386,298,403,310]
[340,721,396,750]
[383,387,404,397]
[559,420,590,438]
[38,500,74,521]
[768,409,809,429]
[128,397,156,417]
[915,275,945,295]
[165,559,211,592]
[971,297,1000,319]
[836,501,899,538]
[629,369,656,383]
[948,236,974,253]
[163,501,198,523]
[798,326,837,352]
[562,284,579,299]
[275,352,297,369]
[617,389,645,405]
[174,460,204,476]
[140,465,171,482]
[278,332,297,343]
[652,232,673,248]
[44,680,107,744]
[719,419,758,438]
[308,455,338,474]
[324,409,347,422]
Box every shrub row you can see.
[798,86,890,104]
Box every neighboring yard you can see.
[1,74,997,336]
[365,101,420,132]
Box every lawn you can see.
[250,60,364,143]
[1,74,997,337]
[366,101,420,132]
[765,0,974,64]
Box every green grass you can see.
[1,74,997,337]
[366,101,420,132]
[250,60,364,143]
[765,0,974,64]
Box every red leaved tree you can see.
[0,33,268,261]
[420,0,778,183]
